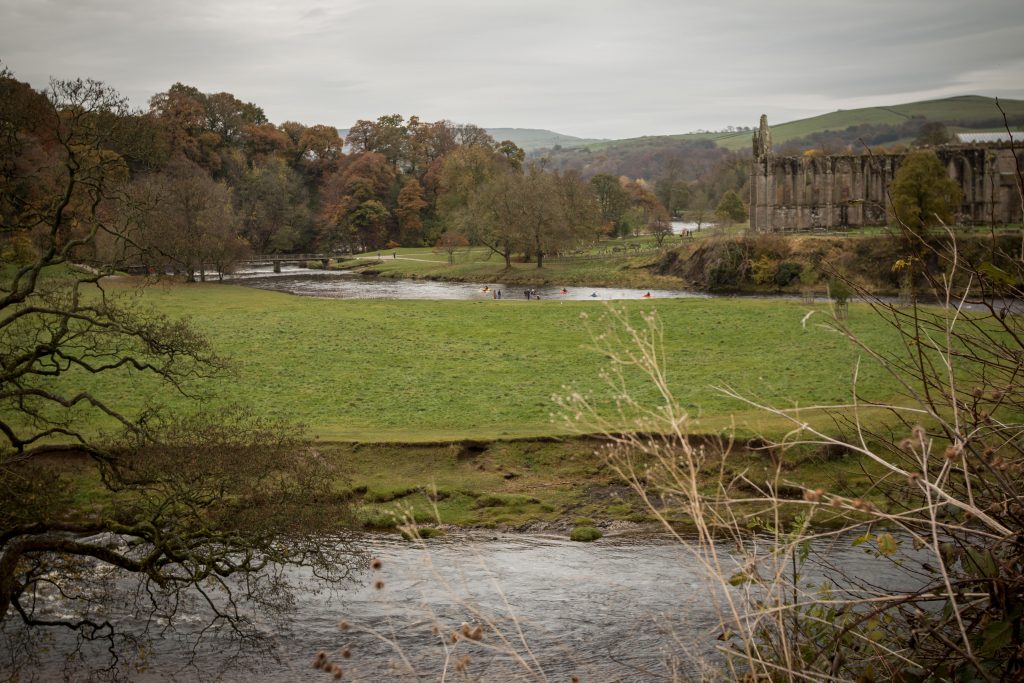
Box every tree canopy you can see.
[0,70,360,677]
[889,149,961,229]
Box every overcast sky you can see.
[2,0,1022,139]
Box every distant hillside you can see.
[573,95,1024,154]
[485,128,606,153]
[527,95,1024,183]
[335,126,603,153]
[716,95,1024,151]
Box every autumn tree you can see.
[295,123,345,181]
[459,166,599,269]
[319,152,397,251]
[460,170,522,268]
[552,169,602,255]
[134,154,243,280]
[690,188,710,230]
[396,178,429,245]
[436,143,510,228]
[496,139,525,169]
[0,73,357,677]
[236,155,313,252]
[913,121,952,147]
[647,205,673,247]
[889,149,961,230]
[715,189,747,225]
[654,174,690,217]
[589,173,630,236]
[433,228,469,264]
[347,114,409,169]
[147,83,264,180]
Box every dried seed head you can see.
[374,580,385,590]
[944,444,962,460]
[830,497,844,509]
[331,663,343,679]
[912,425,926,441]
[451,631,460,643]
[371,558,382,571]
[338,620,351,631]
[803,488,824,503]
[572,677,581,683]
[431,624,440,636]
[899,438,915,451]
[972,387,984,398]
[341,648,351,659]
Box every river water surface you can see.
[230,265,709,301]
[17,531,931,682]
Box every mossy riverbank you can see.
[52,436,889,535]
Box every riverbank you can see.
[331,241,685,290]
[334,229,1024,298]
[49,434,886,535]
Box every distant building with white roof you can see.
[955,132,1018,144]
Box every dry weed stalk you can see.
[557,237,1024,682]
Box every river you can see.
[229,265,711,301]
[15,531,930,681]
[229,265,1018,314]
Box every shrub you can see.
[773,261,802,287]
[828,277,851,304]
[750,255,778,285]
[703,241,747,290]
[569,526,602,542]
[798,263,818,286]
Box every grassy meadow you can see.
[336,242,690,290]
[68,277,905,443]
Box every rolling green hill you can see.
[485,127,606,152]
[565,95,1024,154]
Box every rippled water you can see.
[231,264,1017,313]
[230,265,708,302]
[15,531,931,681]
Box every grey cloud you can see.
[1,0,1021,138]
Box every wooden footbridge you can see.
[244,253,333,272]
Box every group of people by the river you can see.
[479,286,653,300]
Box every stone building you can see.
[749,115,1023,231]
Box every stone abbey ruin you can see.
[749,115,1023,232]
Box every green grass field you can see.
[58,279,905,443]
[337,243,690,290]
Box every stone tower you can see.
[750,115,774,230]
[752,114,772,160]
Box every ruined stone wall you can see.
[749,117,1023,231]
